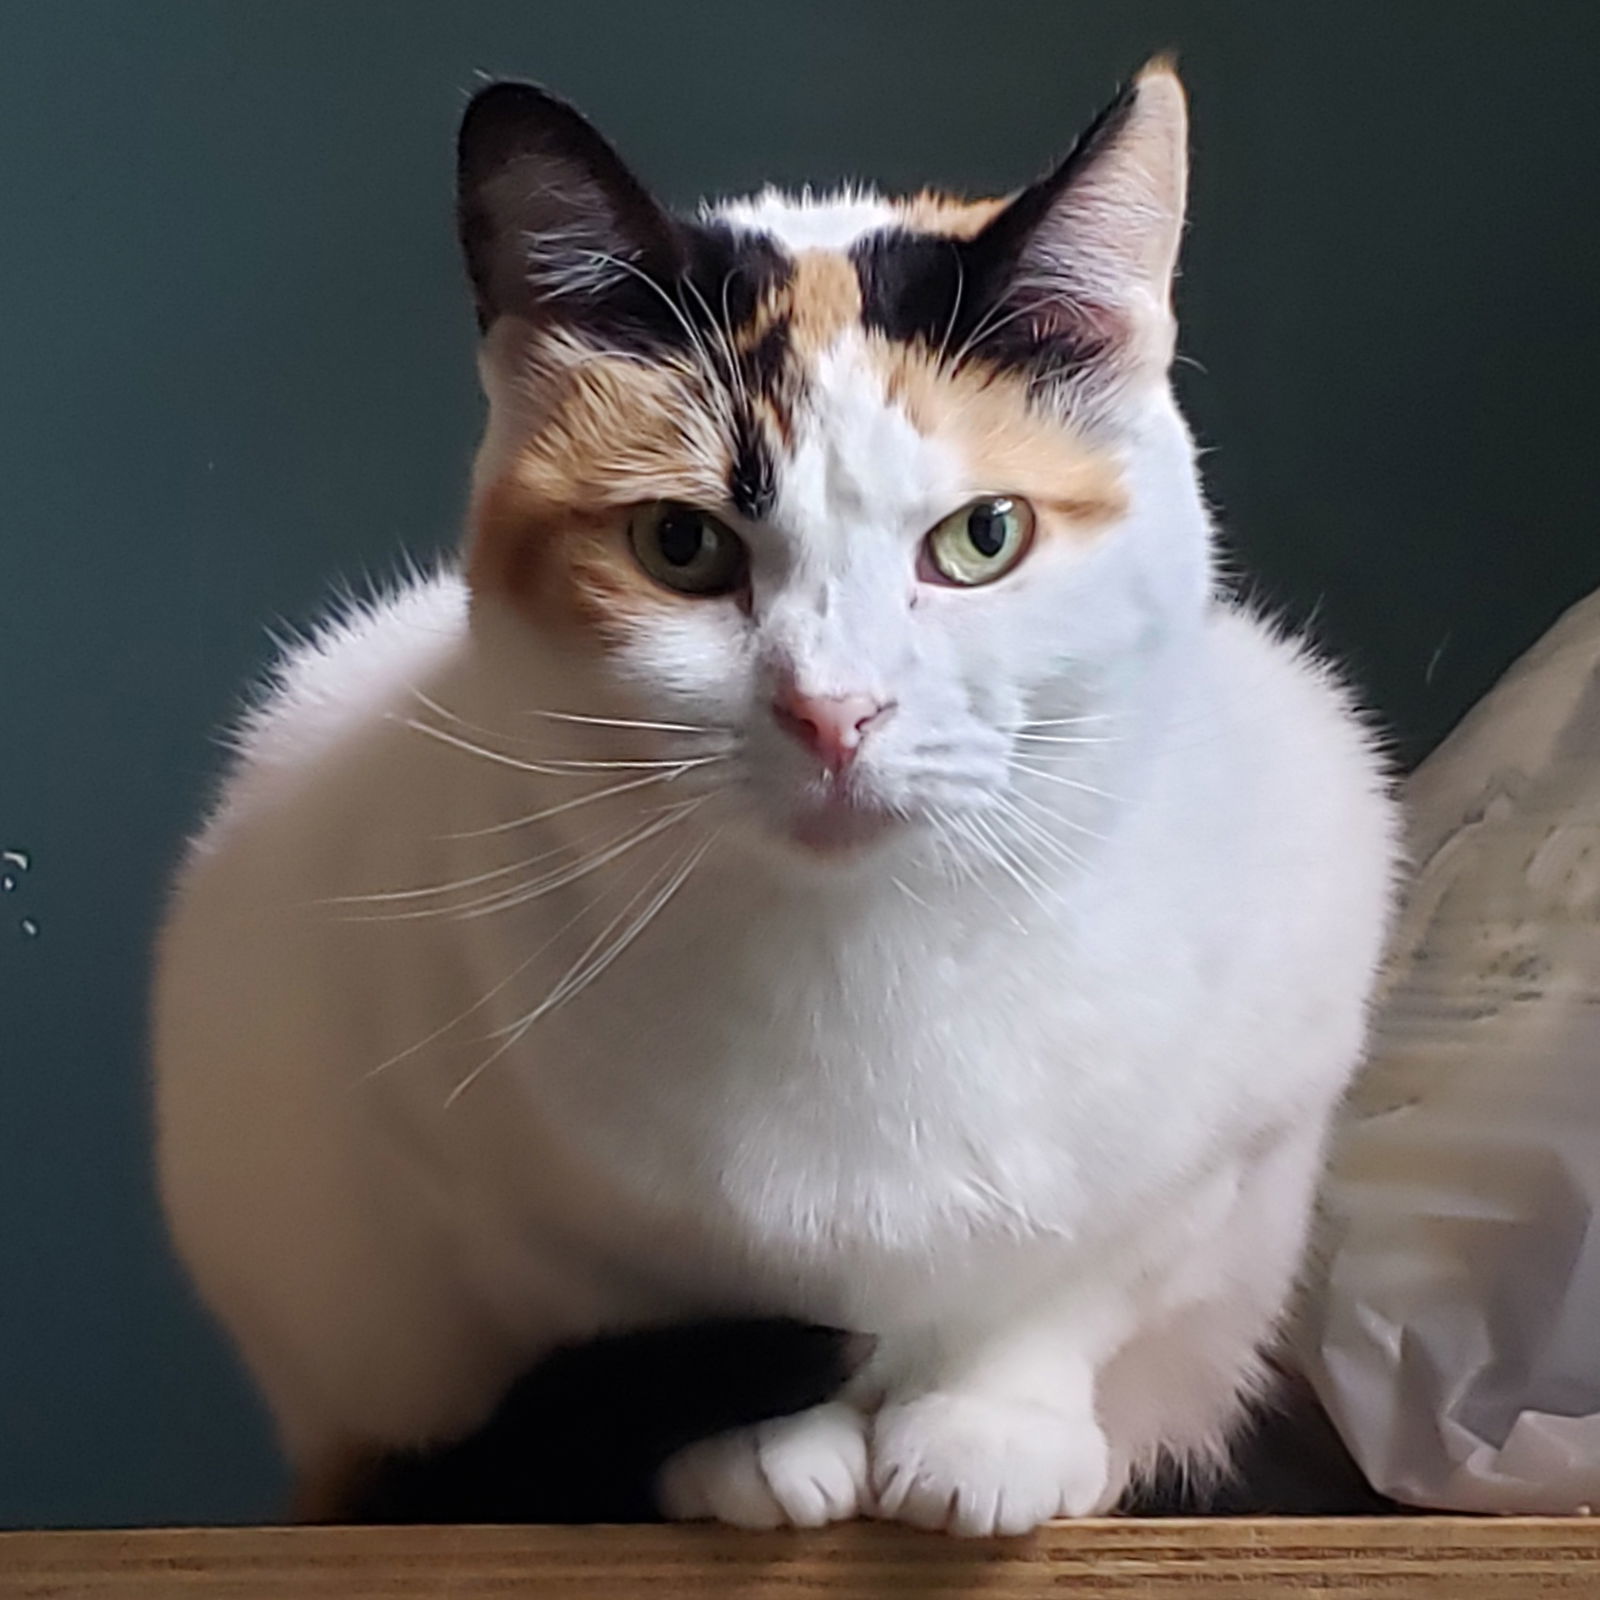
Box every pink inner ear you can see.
[1027,293,1125,348]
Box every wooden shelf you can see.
[4,1518,1598,1598]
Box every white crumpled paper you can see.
[1298,587,1600,1513]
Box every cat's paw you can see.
[657,1400,869,1529]
[870,1391,1114,1537]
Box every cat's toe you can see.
[755,1401,869,1527]
[658,1402,869,1529]
[657,1428,785,1528]
[871,1391,1114,1537]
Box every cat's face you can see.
[458,66,1205,858]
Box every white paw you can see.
[657,1401,869,1529]
[870,1392,1114,1537]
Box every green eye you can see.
[629,502,748,596]
[922,496,1036,587]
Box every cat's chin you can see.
[783,798,903,857]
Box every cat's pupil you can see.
[658,510,707,567]
[968,503,1008,559]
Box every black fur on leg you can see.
[346,1317,871,1525]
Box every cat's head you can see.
[456,63,1208,862]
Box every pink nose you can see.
[772,687,891,773]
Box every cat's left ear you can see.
[973,59,1188,395]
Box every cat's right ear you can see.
[456,82,682,332]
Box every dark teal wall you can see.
[3,1,1597,1528]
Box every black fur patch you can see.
[853,227,970,350]
[744,315,793,400]
[851,76,1139,391]
[680,220,791,339]
[728,408,779,520]
[342,1318,867,1525]
[568,222,793,517]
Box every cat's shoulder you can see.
[1203,598,1393,796]
[1208,598,1364,713]
[220,567,469,799]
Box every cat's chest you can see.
[474,892,1190,1262]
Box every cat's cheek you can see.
[483,531,680,654]
[604,607,756,726]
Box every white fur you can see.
[154,189,1396,1534]
[711,185,898,252]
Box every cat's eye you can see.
[628,502,749,596]
[921,496,1036,587]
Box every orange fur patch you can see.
[467,349,727,638]
[896,190,1011,240]
[875,341,1128,537]
[786,250,864,355]
[470,478,672,645]
[503,352,728,511]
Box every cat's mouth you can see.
[785,788,902,854]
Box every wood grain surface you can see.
[5,1518,1599,1599]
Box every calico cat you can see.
[154,61,1397,1535]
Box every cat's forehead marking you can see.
[893,191,1012,240]
[467,183,1130,633]
[785,251,865,355]
[706,211,1126,542]
[872,340,1128,536]
[712,187,899,254]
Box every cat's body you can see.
[155,66,1397,1534]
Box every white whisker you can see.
[717,265,754,409]
[990,792,1088,875]
[932,810,1029,928]
[1012,730,1118,747]
[339,802,704,924]
[682,267,748,411]
[525,708,726,736]
[890,874,933,910]
[410,688,538,748]
[452,801,706,923]
[1007,782,1110,844]
[964,809,1054,913]
[367,805,708,1096]
[448,829,716,1107]
[949,293,1050,370]
[352,887,601,1087]
[442,766,701,841]
[934,241,967,370]
[527,756,727,772]
[405,715,727,785]
[535,829,718,1018]
[573,250,737,432]
[1009,760,1120,803]
[1016,713,1115,730]
[322,831,582,907]
[413,690,724,772]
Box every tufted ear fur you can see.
[968,59,1189,405]
[456,81,685,332]
[854,60,1189,420]
[1002,62,1187,322]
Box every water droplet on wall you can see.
[1,849,28,873]
[1,875,13,893]
[19,918,39,938]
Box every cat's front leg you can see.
[869,1309,1129,1537]
[656,1400,871,1529]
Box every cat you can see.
[153,59,1398,1536]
